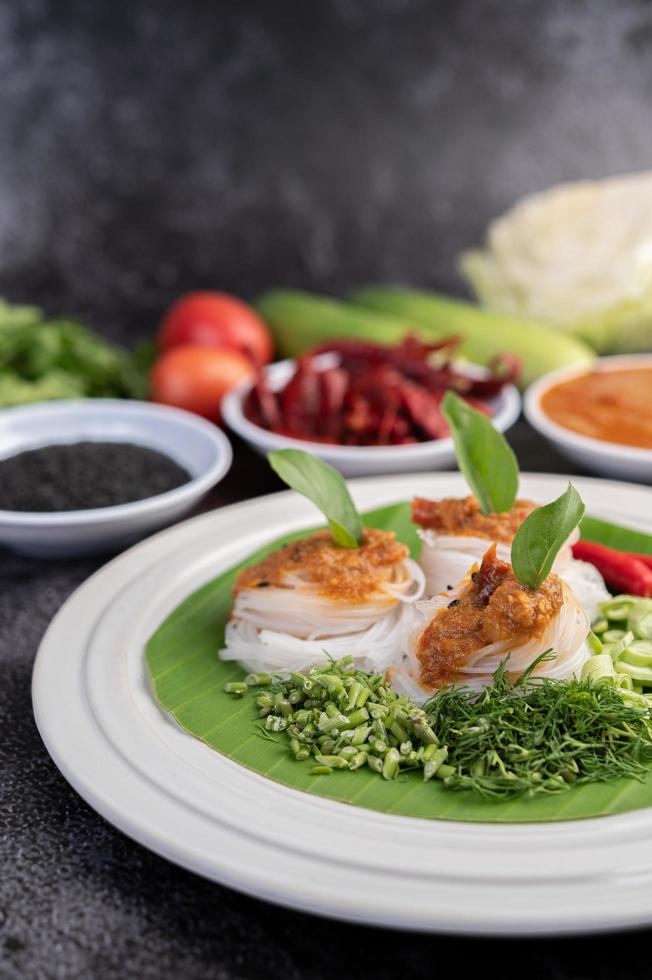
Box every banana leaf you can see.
[146,503,652,823]
[580,515,652,556]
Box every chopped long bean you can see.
[226,656,448,783]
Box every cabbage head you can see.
[461,172,652,353]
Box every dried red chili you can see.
[243,335,520,447]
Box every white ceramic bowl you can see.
[524,354,652,483]
[222,357,521,477]
[0,399,232,557]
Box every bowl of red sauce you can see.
[222,337,521,477]
[524,354,652,483]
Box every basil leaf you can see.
[267,449,363,548]
[511,484,585,589]
[441,390,518,516]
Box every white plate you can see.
[32,472,652,936]
[222,357,521,477]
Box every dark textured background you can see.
[2,1,652,978]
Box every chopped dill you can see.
[424,653,652,799]
[255,725,280,742]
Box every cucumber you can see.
[255,288,595,388]
[256,290,415,353]
[352,287,595,387]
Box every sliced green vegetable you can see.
[587,631,603,654]
[620,642,652,668]
[598,597,652,642]
[585,595,652,693]
[599,596,640,620]
[441,390,518,516]
[351,286,594,387]
[581,654,615,682]
[234,655,446,782]
[628,601,652,640]
[268,449,363,548]
[611,661,652,685]
[603,631,635,663]
[511,484,585,589]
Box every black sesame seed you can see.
[447,598,461,608]
[0,442,191,512]
[257,581,270,588]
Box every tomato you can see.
[159,291,273,366]
[150,345,254,422]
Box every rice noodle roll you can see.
[389,543,591,703]
[414,495,609,620]
[220,528,425,674]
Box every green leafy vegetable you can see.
[511,483,585,589]
[268,449,363,548]
[0,371,87,405]
[441,390,518,516]
[424,655,652,799]
[0,298,149,406]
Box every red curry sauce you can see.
[234,528,408,604]
[417,545,564,688]
[540,366,652,449]
[412,495,536,542]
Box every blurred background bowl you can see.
[524,354,652,483]
[222,356,521,477]
[0,399,232,557]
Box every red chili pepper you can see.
[399,380,448,439]
[572,540,652,597]
[377,402,399,444]
[318,367,349,440]
[311,334,460,365]
[457,354,522,398]
[278,357,322,437]
[246,372,281,429]
[629,553,652,572]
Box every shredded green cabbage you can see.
[461,172,652,353]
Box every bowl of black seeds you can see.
[0,400,232,556]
